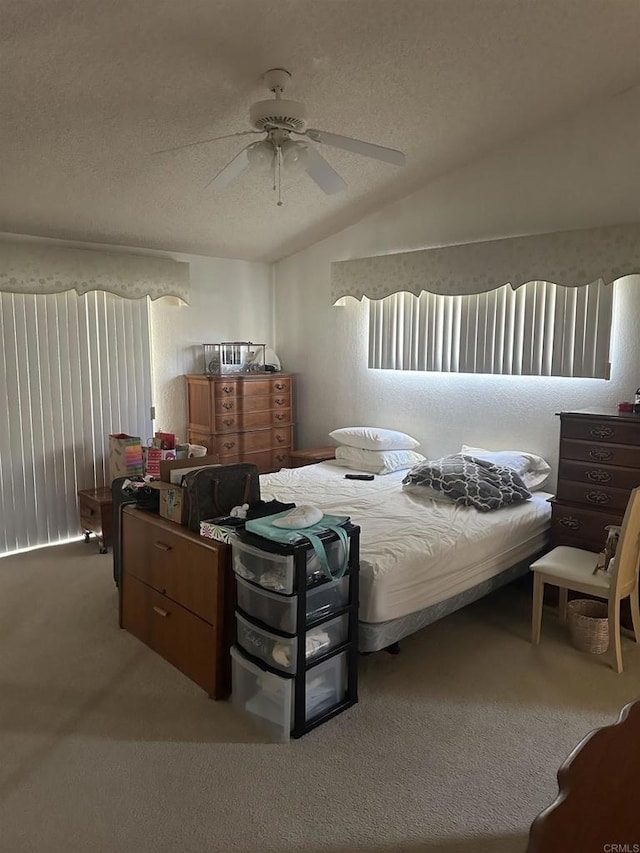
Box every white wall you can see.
[151,255,273,440]
[273,87,640,485]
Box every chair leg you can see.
[630,590,640,644]
[532,573,544,645]
[558,587,568,620]
[607,596,623,674]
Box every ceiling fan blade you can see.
[304,146,347,195]
[152,130,260,155]
[305,128,405,166]
[206,145,251,190]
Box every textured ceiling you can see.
[2,0,640,262]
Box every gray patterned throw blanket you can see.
[402,453,532,511]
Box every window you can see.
[368,280,613,378]
[0,290,153,555]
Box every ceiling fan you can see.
[154,68,406,205]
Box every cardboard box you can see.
[149,482,187,524]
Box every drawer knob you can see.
[276,434,285,443]
[586,490,610,505]
[153,606,169,618]
[559,515,580,530]
[274,413,285,421]
[275,454,286,462]
[274,382,286,391]
[222,402,234,410]
[154,541,172,552]
[274,398,285,406]
[223,418,235,427]
[589,447,613,462]
[589,425,614,440]
[586,468,612,483]
[223,441,236,449]
[221,385,234,394]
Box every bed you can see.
[260,461,552,652]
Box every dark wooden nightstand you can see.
[78,486,113,553]
[288,446,336,468]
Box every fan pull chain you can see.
[277,147,283,206]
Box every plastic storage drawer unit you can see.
[236,610,349,674]
[230,645,348,742]
[231,534,347,594]
[235,574,350,633]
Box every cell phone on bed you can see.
[345,473,375,480]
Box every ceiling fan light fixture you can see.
[281,139,308,174]
[246,140,274,172]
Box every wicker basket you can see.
[567,599,609,654]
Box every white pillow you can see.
[334,446,426,474]
[460,444,551,491]
[329,426,420,451]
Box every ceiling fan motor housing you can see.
[249,99,308,132]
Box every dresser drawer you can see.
[271,449,290,469]
[218,429,273,457]
[555,481,631,512]
[272,409,291,426]
[122,511,220,624]
[271,377,291,394]
[215,411,272,433]
[214,380,237,396]
[560,439,640,469]
[271,394,291,412]
[561,418,640,446]
[551,502,623,551]
[215,397,238,416]
[559,459,640,490]
[218,427,292,458]
[240,379,273,397]
[121,573,217,695]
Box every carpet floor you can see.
[1,540,639,853]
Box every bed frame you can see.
[358,553,544,653]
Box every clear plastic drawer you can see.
[236,575,350,633]
[230,646,348,742]
[236,610,349,674]
[231,534,347,594]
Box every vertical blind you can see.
[0,291,152,556]
[368,280,613,377]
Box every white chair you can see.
[530,486,640,673]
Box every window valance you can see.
[0,240,190,303]
[330,222,640,305]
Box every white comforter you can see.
[260,461,551,623]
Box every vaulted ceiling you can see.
[3,0,640,262]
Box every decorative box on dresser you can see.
[119,506,234,699]
[186,373,294,473]
[551,409,640,551]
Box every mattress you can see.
[260,462,552,624]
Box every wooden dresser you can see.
[119,507,234,698]
[551,408,640,552]
[185,373,294,473]
[288,446,336,467]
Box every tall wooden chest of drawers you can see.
[119,507,234,698]
[186,373,294,473]
[551,409,640,552]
